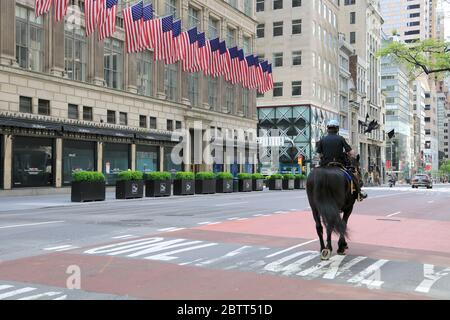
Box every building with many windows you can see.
[0,0,258,191]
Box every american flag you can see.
[84,0,97,36]
[166,19,182,64]
[202,38,212,76]
[238,49,248,88]
[141,4,154,50]
[53,0,69,22]
[181,27,198,72]
[246,55,257,89]
[258,60,269,93]
[196,32,210,74]
[35,0,52,18]
[209,38,221,77]
[123,1,144,54]
[266,64,274,92]
[154,15,173,61]
[98,0,118,41]
[219,41,231,81]
[228,47,240,85]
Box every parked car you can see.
[411,174,432,189]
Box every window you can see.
[150,117,157,129]
[165,0,178,17]
[68,104,78,119]
[137,51,153,97]
[273,82,283,97]
[16,5,45,72]
[107,110,116,124]
[119,112,127,126]
[104,39,123,89]
[65,24,87,81]
[167,120,174,131]
[292,19,302,34]
[227,27,236,47]
[243,37,251,54]
[274,52,283,67]
[292,0,301,7]
[188,73,199,107]
[165,63,178,101]
[350,32,356,44]
[38,99,50,116]
[292,81,302,96]
[208,17,219,39]
[225,83,235,114]
[242,89,249,118]
[292,51,302,65]
[257,24,265,38]
[425,117,431,122]
[188,6,200,28]
[344,0,355,4]
[256,0,265,12]
[63,140,96,185]
[273,0,283,10]
[209,78,218,110]
[350,12,356,24]
[425,129,431,135]
[273,22,283,37]
[176,121,182,130]
[19,96,32,114]
[139,115,147,128]
[83,106,93,121]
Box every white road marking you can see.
[415,264,450,293]
[266,239,318,258]
[53,295,67,300]
[206,222,221,225]
[0,285,13,291]
[227,217,239,220]
[18,292,61,300]
[197,222,212,225]
[261,214,272,217]
[386,211,401,218]
[0,287,36,299]
[144,243,218,262]
[236,218,249,221]
[289,209,298,211]
[165,228,185,232]
[215,202,248,207]
[325,256,367,279]
[427,200,434,204]
[199,246,252,266]
[253,214,265,217]
[112,235,136,239]
[0,221,64,230]
[274,211,286,214]
[55,246,80,252]
[157,227,178,232]
[347,259,389,287]
[179,258,204,266]
[297,255,346,278]
[44,245,73,251]
[281,253,320,276]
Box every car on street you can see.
[411,174,432,189]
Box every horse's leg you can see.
[338,209,352,254]
[312,208,325,252]
[320,224,333,260]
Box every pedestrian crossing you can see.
[0,283,67,300]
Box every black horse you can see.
[306,155,362,260]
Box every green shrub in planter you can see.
[174,171,195,195]
[268,173,283,190]
[283,174,295,180]
[237,173,252,180]
[116,170,144,199]
[282,174,295,190]
[268,174,283,180]
[145,172,172,197]
[252,173,265,191]
[71,171,106,202]
[237,173,252,192]
[195,172,216,194]
[215,172,233,193]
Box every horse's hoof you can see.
[321,249,331,260]
[337,249,346,255]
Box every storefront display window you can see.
[103,143,130,185]
[136,145,159,173]
[0,135,3,189]
[63,140,96,185]
[164,146,182,176]
[13,136,53,187]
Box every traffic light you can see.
[298,155,303,166]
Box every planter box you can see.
[295,179,306,189]
[116,180,144,199]
[282,179,295,190]
[239,179,252,192]
[216,179,233,193]
[195,179,216,194]
[268,179,283,190]
[71,181,106,202]
[145,180,172,197]
[252,179,264,191]
[174,179,195,195]
[233,179,239,193]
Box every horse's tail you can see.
[312,169,347,238]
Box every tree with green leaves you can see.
[377,38,450,78]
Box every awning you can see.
[0,117,62,131]
[62,125,135,138]
[135,132,180,142]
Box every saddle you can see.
[322,162,356,194]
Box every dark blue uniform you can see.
[316,132,352,166]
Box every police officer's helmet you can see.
[327,119,340,129]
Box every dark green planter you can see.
[116,180,144,199]
[252,179,264,191]
[216,179,233,193]
[71,181,106,202]
[282,179,295,190]
[239,179,252,192]
[195,179,216,194]
[174,179,195,195]
[268,179,283,190]
[295,179,306,189]
[145,180,172,197]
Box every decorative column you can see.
[91,31,104,86]
[50,11,65,77]
[126,53,138,94]
[97,141,103,173]
[159,146,164,172]
[2,134,12,190]
[55,138,63,187]
[156,62,166,99]
[0,1,16,66]
[131,143,136,170]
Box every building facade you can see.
[0,0,258,190]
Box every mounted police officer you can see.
[316,119,367,201]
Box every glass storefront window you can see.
[63,140,96,185]
[0,135,3,189]
[103,143,130,185]
[164,146,182,177]
[136,145,159,173]
[13,137,53,187]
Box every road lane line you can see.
[197,222,212,225]
[157,227,178,232]
[55,246,79,252]
[253,214,264,217]
[0,287,36,299]
[44,245,73,251]
[53,295,67,300]
[386,211,401,218]
[165,228,185,232]
[206,222,221,225]
[0,221,64,230]
[236,218,249,221]
[18,292,61,300]
[266,239,319,258]
[112,235,136,239]
[0,285,13,291]
[215,202,249,207]
[227,217,239,220]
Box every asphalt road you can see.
[0,184,450,300]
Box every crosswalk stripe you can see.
[53,295,67,300]
[18,292,61,300]
[44,245,73,251]
[0,285,14,291]
[0,287,36,299]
